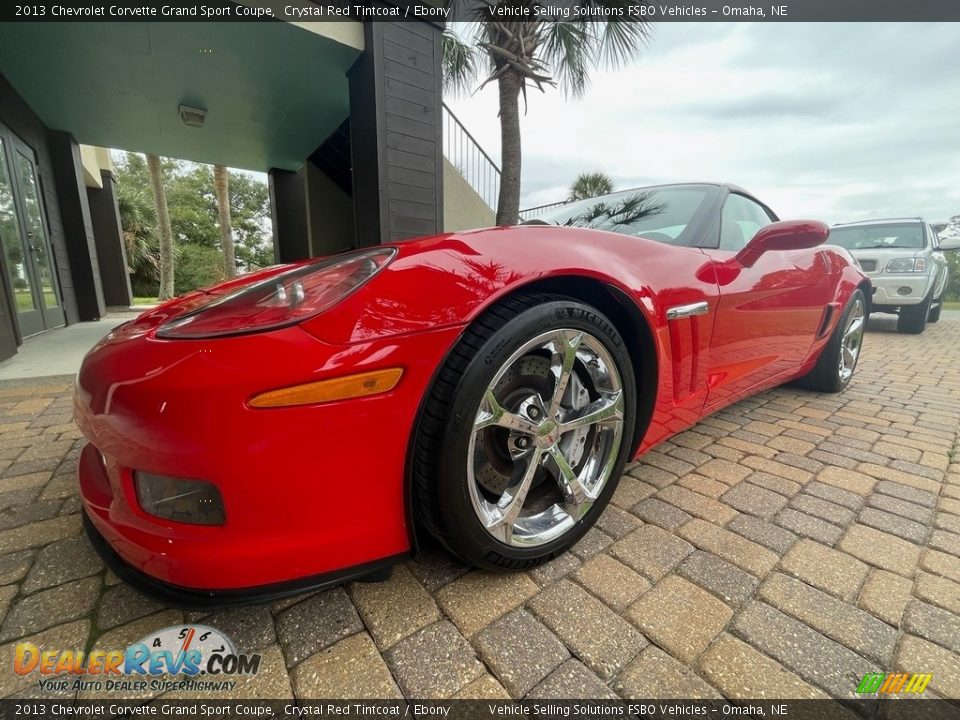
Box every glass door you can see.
[0,134,45,337]
[2,132,65,335]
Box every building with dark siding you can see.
[0,17,496,362]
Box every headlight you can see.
[134,472,225,525]
[885,257,927,273]
[157,248,396,339]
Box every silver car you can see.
[827,218,959,333]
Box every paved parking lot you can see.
[0,314,958,701]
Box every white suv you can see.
[828,218,959,334]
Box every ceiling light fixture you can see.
[178,104,207,128]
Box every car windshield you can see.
[827,223,925,250]
[526,185,711,245]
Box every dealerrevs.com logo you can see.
[13,625,261,694]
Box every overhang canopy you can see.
[0,21,362,171]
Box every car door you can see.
[700,191,832,414]
[928,224,949,301]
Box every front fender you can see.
[299,226,711,348]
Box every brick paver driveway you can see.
[1,314,958,701]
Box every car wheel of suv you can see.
[795,289,866,393]
[928,298,942,324]
[897,293,932,334]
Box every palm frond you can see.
[583,0,652,68]
[116,185,160,276]
[541,21,592,97]
[607,194,665,228]
[569,171,614,200]
[561,192,664,229]
[441,28,480,96]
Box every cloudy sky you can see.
[445,23,960,224]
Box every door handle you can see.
[666,301,710,320]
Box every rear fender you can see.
[802,249,870,367]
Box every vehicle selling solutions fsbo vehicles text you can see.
[497,4,710,18]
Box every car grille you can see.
[858,259,877,272]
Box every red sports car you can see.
[75,183,869,604]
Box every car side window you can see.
[720,194,774,251]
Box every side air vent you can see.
[816,306,835,339]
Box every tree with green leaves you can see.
[214,165,237,278]
[569,171,614,201]
[115,182,157,277]
[939,214,960,300]
[146,154,176,300]
[442,11,651,225]
[113,152,273,296]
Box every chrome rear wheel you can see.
[795,288,867,394]
[839,296,865,383]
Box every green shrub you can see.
[131,276,159,298]
[175,244,226,295]
[945,249,960,301]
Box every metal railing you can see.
[519,200,570,222]
[442,103,500,211]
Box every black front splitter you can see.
[83,511,404,610]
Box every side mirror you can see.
[734,220,830,268]
[938,236,960,251]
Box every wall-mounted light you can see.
[178,104,207,128]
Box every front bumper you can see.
[83,509,403,608]
[867,273,934,307]
[75,321,463,592]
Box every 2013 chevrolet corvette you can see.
[75,183,870,604]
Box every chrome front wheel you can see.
[467,329,625,547]
[412,295,637,571]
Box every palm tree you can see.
[213,165,237,278]
[569,171,614,201]
[442,12,651,225]
[115,184,157,276]
[147,154,176,299]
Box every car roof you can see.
[525,182,771,223]
[602,181,749,192]
[833,217,925,227]
[563,181,761,201]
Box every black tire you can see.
[412,294,637,571]
[795,289,866,393]
[928,299,942,324]
[897,294,931,334]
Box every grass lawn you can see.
[132,296,159,306]
[944,301,960,310]
[15,289,58,311]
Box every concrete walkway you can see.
[0,312,140,381]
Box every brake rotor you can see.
[476,355,548,495]
[558,371,591,467]
[475,354,591,497]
